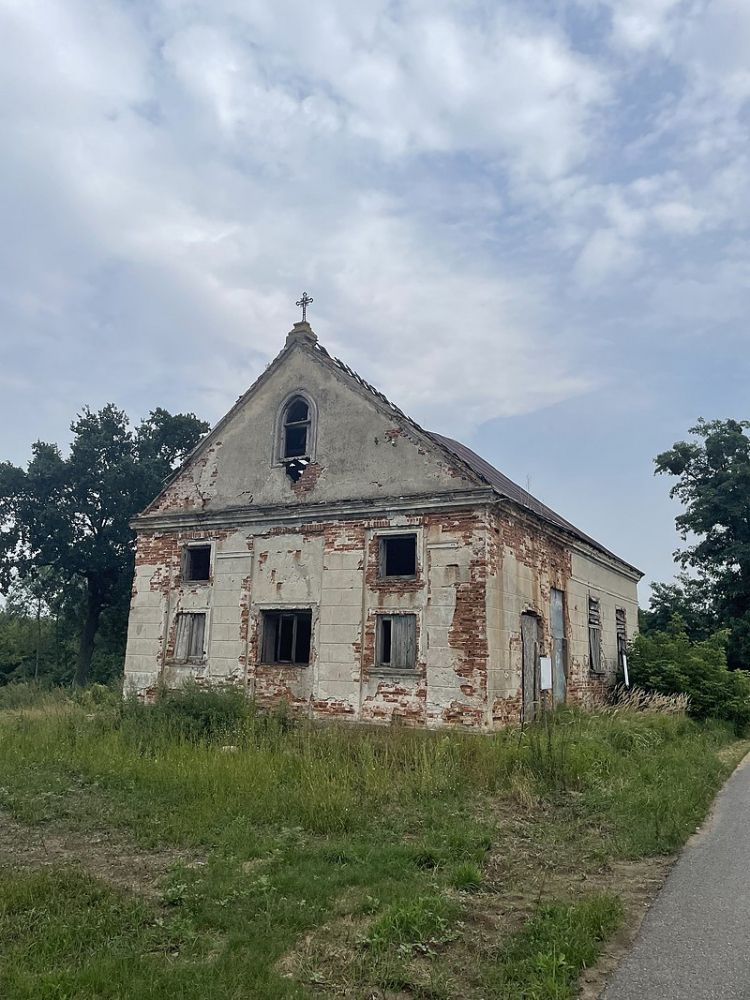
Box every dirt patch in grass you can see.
[0,808,203,900]
[279,804,678,1000]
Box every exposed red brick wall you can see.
[291,462,323,497]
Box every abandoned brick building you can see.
[124,319,641,728]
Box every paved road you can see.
[602,754,750,1000]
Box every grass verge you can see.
[0,686,744,999]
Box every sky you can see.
[2,0,750,601]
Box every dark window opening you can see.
[280,396,313,482]
[284,424,308,458]
[282,397,311,459]
[261,610,312,664]
[174,612,206,662]
[184,545,211,582]
[380,618,392,664]
[286,399,309,423]
[379,535,417,578]
[375,614,416,670]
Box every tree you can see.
[628,616,750,734]
[639,573,715,643]
[655,418,750,666]
[0,405,208,685]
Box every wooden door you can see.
[521,613,540,723]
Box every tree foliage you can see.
[0,405,208,685]
[639,573,715,643]
[655,418,750,667]
[628,617,750,734]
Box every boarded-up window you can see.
[375,614,417,670]
[174,612,207,662]
[616,608,627,671]
[183,545,211,582]
[261,611,312,664]
[378,535,417,578]
[588,597,602,674]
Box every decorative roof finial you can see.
[295,292,313,323]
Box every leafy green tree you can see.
[0,405,208,685]
[639,574,715,642]
[655,418,750,666]
[628,616,750,734]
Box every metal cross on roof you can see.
[295,292,313,322]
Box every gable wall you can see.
[148,346,474,516]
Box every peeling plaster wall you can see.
[124,510,492,729]
[566,550,639,705]
[486,507,640,723]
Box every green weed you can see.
[0,689,742,1000]
[484,895,623,998]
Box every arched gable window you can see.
[276,392,316,482]
[283,397,311,459]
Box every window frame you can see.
[274,391,318,470]
[615,607,627,672]
[377,533,418,580]
[172,611,208,664]
[260,609,313,666]
[374,613,418,672]
[181,543,212,585]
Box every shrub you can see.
[364,895,458,952]
[120,681,252,743]
[627,618,750,734]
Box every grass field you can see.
[0,684,744,1000]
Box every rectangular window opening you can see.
[174,612,207,662]
[375,614,416,670]
[379,534,417,578]
[184,545,211,582]
[261,610,312,665]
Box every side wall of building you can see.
[485,506,640,723]
[124,509,492,728]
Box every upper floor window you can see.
[277,393,316,482]
[283,397,311,459]
[182,544,211,583]
[379,534,417,578]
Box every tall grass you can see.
[0,686,737,856]
[0,687,742,1000]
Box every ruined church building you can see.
[124,317,641,728]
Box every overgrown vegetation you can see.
[0,404,209,686]
[628,618,750,734]
[0,686,744,1000]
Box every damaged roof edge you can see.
[430,433,643,578]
